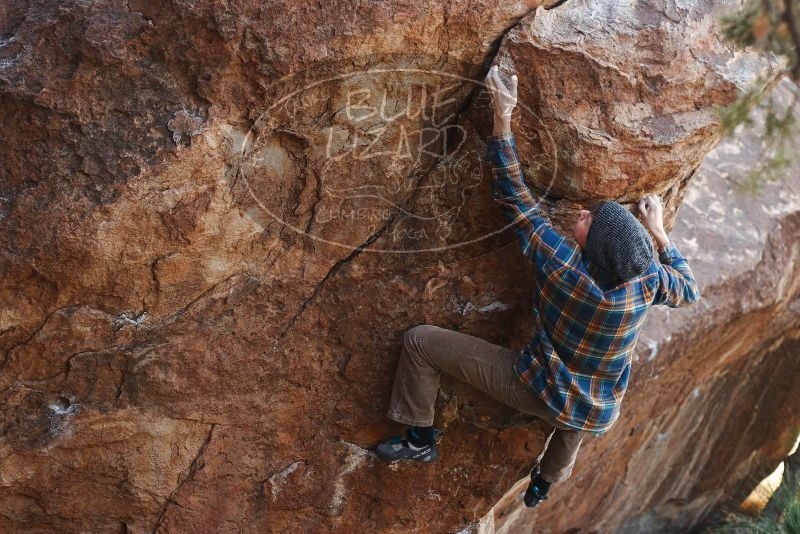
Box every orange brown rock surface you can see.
[0,1,796,533]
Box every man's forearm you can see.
[486,131,568,263]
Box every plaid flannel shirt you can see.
[487,133,700,434]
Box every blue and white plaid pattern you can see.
[487,133,700,434]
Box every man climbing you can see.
[374,66,700,508]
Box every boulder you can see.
[0,1,793,533]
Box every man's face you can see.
[573,209,593,249]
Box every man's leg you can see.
[382,323,587,485]
[524,427,586,507]
[386,324,558,427]
[538,427,586,483]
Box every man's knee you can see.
[403,324,438,354]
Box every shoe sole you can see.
[375,448,438,463]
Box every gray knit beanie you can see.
[584,201,654,282]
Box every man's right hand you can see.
[638,194,670,251]
[485,65,518,137]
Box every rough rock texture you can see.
[495,1,767,202]
[0,1,794,533]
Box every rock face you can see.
[0,1,794,534]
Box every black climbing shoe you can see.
[523,465,550,508]
[375,428,442,463]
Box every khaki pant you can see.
[387,324,586,483]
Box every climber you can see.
[374,65,700,508]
